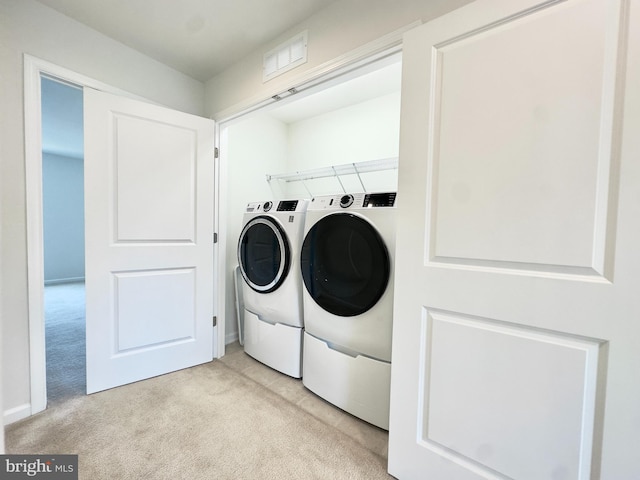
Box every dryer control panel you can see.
[277,200,300,211]
[309,192,396,210]
[363,192,396,207]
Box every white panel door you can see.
[389,0,640,479]
[84,88,215,394]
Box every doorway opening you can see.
[40,76,86,405]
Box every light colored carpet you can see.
[7,291,392,479]
[44,281,86,404]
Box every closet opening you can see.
[220,50,403,345]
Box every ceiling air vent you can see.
[263,31,308,82]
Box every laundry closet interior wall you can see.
[41,77,85,285]
[222,57,402,342]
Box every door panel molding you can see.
[113,268,197,353]
[417,308,605,480]
[423,0,629,282]
[112,113,198,243]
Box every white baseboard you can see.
[225,331,239,345]
[4,403,32,425]
[44,277,85,286]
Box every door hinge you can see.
[213,232,218,243]
[212,316,217,327]
[214,147,219,159]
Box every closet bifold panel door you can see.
[389,0,640,479]
[84,88,215,394]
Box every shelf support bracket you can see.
[332,165,346,193]
[353,162,367,192]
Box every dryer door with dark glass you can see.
[238,216,291,293]
[300,213,390,317]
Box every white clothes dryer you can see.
[237,199,308,378]
[300,192,396,429]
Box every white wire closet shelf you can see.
[266,157,398,196]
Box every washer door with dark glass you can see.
[300,213,390,317]
[238,216,291,293]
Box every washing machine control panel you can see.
[309,192,396,210]
[245,199,309,213]
[245,201,268,213]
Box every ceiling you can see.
[266,56,402,124]
[35,0,339,82]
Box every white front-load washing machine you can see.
[237,199,308,378]
[300,192,396,429]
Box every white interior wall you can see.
[42,153,85,284]
[282,92,400,198]
[223,114,289,342]
[0,0,205,421]
[205,0,473,118]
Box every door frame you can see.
[23,55,221,417]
